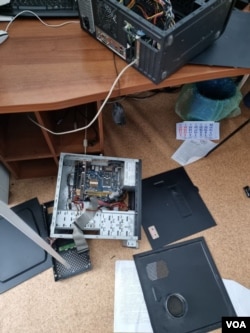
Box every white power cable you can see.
[4,10,79,32]
[4,9,138,135]
[28,58,138,135]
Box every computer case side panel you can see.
[159,0,236,82]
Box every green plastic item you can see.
[175,80,243,121]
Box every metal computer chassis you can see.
[78,0,235,84]
[50,153,142,248]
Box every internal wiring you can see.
[28,58,138,135]
[125,0,175,29]
[4,10,79,32]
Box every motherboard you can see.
[50,153,141,248]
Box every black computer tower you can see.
[78,0,235,84]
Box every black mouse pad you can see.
[142,167,216,249]
[0,198,52,294]
[133,237,236,333]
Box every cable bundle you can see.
[123,0,175,29]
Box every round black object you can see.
[196,78,236,100]
[165,293,187,318]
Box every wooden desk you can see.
[1,19,250,178]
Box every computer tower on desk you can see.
[78,0,235,84]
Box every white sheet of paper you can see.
[114,260,153,333]
[223,279,250,316]
[171,139,217,166]
[113,261,250,333]
[0,0,10,5]
[176,121,220,140]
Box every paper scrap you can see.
[223,279,250,316]
[171,139,217,166]
[114,260,153,333]
[176,121,220,140]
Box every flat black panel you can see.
[191,9,250,69]
[142,167,216,249]
[134,237,236,333]
[0,198,52,294]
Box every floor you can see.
[1,77,250,333]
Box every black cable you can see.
[113,52,121,94]
[205,118,250,157]
[107,85,182,103]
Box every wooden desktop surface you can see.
[1,18,250,114]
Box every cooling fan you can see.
[96,0,119,38]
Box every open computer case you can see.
[78,0,235,83]
[50,153,142,248]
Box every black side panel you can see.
[134,237,236,333]
[0,198,52,294]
